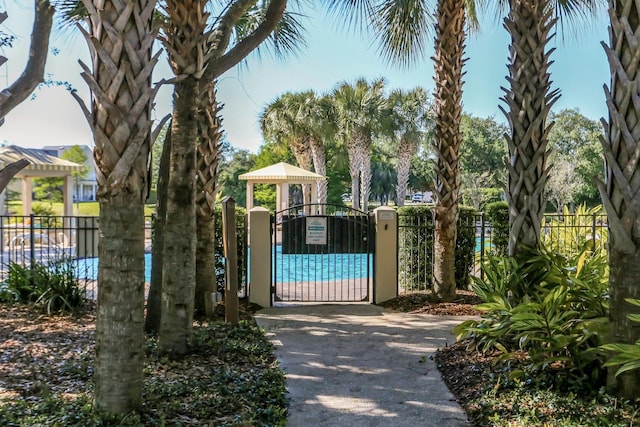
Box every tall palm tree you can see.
[323,0,478,301]
[157,0,294,355]
[599,0,640,399]
[261,91,314,205]
[74,0,162,413]
[388,87,431,207]
[330,77,387,212]
[499,0,602,258]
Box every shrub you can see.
[397,205,477,291]
[455,244,609,382]
[485,201,508,256]
[601,298,640,378]
[3,258,85,314]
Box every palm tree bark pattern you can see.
[431,0,465,301]
[158,0,209,356]
[500,0,559,258]
[76,0,159,413]
[195,81,224,316]
[600,0,640,398]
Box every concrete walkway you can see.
[254,304,473,427]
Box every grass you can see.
[6,201,156,216]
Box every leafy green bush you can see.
[455,244,609,381]
[602,298,640,378]
[485,201,508,256]
[397,205,477,291]
[2,259,85,313]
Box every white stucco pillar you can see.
[21,177,32,216]
[373,206,398,304]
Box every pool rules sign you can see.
[305,217,327,245]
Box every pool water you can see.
[73,237,488,283]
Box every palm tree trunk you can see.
[431,0,465,301]
[396,138,417,207]
[158,0,208,356]
[77,0,158,413]
[146,126,172,333]
[195,81,223,316]
[159,78,198,356]
[600,0,640,399]
[500,0,559,258]
[348,142,361,210]
[309,137,327,204]
[360,145,372,212]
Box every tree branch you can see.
[0,0,54,122]
[206,0,288,80]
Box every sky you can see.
[0,2,610,154]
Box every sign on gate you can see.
[305,217,327,245]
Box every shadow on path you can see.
[255,304,473,427]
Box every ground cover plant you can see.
[0,301,287,426]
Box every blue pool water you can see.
[73,237,488,282]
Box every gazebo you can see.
[238,162,325,212]
[0,145,86,216]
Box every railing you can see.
[0,214,249,301]
[397,212,609,294]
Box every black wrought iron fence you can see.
[0,213,249,301]
[397,211,609,294]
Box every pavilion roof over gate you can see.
[0,145,85,176]
[238,162,325,184]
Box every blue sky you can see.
[0,2,609,154]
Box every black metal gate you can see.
[271,204,374,303]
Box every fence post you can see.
[248,207,272,307]
[29,213,35,269]
[480,213,486,280]
[222,197,239,325]
[373,206,397,304]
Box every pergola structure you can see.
[0,145,85,216]
[239,162,326,212]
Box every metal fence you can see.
[0,214,249,301]
[397,212,609,294]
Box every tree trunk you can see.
[0,0,54,123]
[600,0,640,399]
[396,137,417,207]
[95,196,146,413]
[159,78,198,357]
[501,0,559,258]
[195,81,223,316]
[77,0,158,413]
[360,146,372,212]
[348,142,361,210]
[158,0,208,356]
[431,0,465,301]
[146,127,172,333]
[309,137,327,204]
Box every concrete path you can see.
[255,304,473,427]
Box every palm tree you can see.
[261,91,314,205]
[330,77,387,212]
[157,0,295,355]
[74,0,162,413]
[388,87,431,207]
[194,81,223,317]
[599,0,640,399]
[499,0,601,258]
